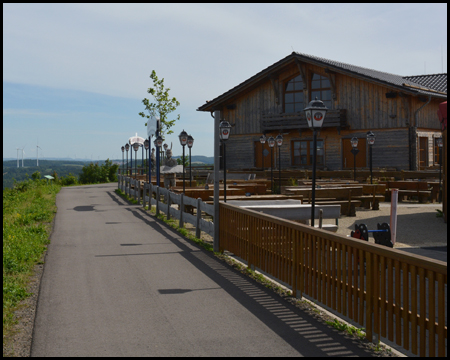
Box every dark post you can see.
[311,129,318,226]
[182,145,185,193]
[223,143,227,202]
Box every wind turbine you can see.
[21,146,26,167]
[16,148,20,168]
[36,140,43,166]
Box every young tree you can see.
[139,70,180,136]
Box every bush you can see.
[78,159,119,184]
[60,173,78,186]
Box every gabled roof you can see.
[198,52,447,112]
[403,74,447,93]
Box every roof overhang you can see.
[197,52,447,113]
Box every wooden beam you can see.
[294,58,307,89]
[325,69,337,101]
[269,75,280,105]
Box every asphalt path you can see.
[31,183,377,357]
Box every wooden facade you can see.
[198,53,446,171]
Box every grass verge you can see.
[3,180,61,341]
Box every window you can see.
[311,74,332,109]
[434,138,443,165]
[284,75,304,113]
[292,140,324,166]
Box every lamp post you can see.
[144,139,149,183]
[125,143,130,176]
[121,146,125,176]
[267,136,275,193]
[179,130,189,193]
[260,134,266,172]
[304,97,328,227]
[367,131,375,184]
[219,120,232,202]
[276,134,283,194]
[133,142,140,180]
[154,135,164,186]
[187,135,194,187]
[350,137,359,182]
[437,137,443,202]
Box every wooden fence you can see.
[118,175,214,239]
[219,202,447,357]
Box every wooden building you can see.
[197,52,447,172]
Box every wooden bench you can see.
[379,181,431,203]
[227,200,341,232]
[210,194,303,203]
[206,172,255,184]
[283,186,363,216]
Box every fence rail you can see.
[118,175,214,239]
[219,202,447,357]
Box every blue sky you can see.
[3,3,447,160]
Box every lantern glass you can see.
[144,139,149,150]
[133,143,140,151]
[219,120,232,141]
[154,135,164,148]
[367,131,375,145]
[179,130,188,146]
[187,135,194,148]
[275,134,283,147]
[351,137,359,148]
[436,138,443,147]
[125,143,129,151]
[121,146,125,152]
[260,134,266,144]
[303,97,328,129]
[267,136,275,148]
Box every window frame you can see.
[283,74,304,113]
[291,139,325,167]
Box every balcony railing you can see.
[261,109,347,132]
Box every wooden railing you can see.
[118,175,214,239]
[261,109,347,131]
[220,202,447,357]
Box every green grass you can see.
[3,179,61,334]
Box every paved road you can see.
[31,183,379,357]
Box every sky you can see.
[3,3,447,161]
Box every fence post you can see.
[167,191,171,220]
[143,182,147,208]
[179,193,184,228]
[149,182,153,209]
[196,197,202,239]
[156,186,160,216]
[137,180,141,204]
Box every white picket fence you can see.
[118,175,214,239]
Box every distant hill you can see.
[173,155,214,164]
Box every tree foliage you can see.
[139,70,180,136]
[78,159,119,184]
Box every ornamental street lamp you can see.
[187,135,194,187]
[437,137,443,202]
[121,146,125,176]
[179,130,189,193]
[267,136,275,193]
[154,135,164,186]
[367,131,376,184]
[350,137,359,182]
[125,143,130,176]
[260,134,266,171]
[276,134,283,194]
[144,139,149,183]
[219,120,232,202]
[304,97,328,227]
[133,142,140,180]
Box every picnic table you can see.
[227,200,341,232]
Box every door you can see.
[342,138,366,169]
[254,141,273,169]
[419,137,428,170]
